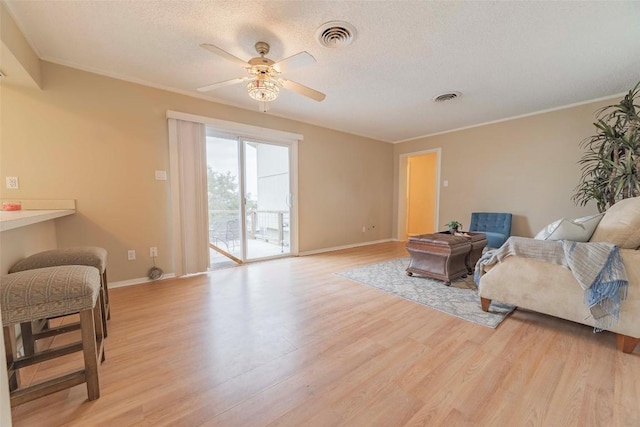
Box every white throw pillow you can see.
[534,213,605,242]
[590,196,640,248]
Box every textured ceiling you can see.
[4,1,640,143]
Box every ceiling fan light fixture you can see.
[247,79,279,102]
[198,41,325,105]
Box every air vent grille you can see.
[316,21,357,48]
[433,92,462,102]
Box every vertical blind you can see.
[168,118,209,276]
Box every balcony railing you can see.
[209,209,289,252]
[247,210,289,249]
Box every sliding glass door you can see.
[206,136,243,267]
[206,132,293,267]
[244,140,291,260]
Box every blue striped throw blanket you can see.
[475,237,628,331]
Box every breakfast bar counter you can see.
[0,200,76,275]
[0,209,75,232]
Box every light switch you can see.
[155,170,167,181]
[443,180,449,187]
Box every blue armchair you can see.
[469,212,512,248]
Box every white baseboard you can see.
[298,239,393,256]
[109,273,176,289]
[111,239,397,285]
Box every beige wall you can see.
[0,221,57,274]
[1,62,393,282]
[393,99,618,239]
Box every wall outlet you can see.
[6,176,19,189]
[127,250,136,260]
[155,170,167,181]
[150,247,158,257]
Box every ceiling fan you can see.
[198,41,326,112]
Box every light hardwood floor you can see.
[10,242,640,426]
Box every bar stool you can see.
[1,265,104,406]
[9,246,110,351]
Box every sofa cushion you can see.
[590,196,640,248]
[535,213,604,242]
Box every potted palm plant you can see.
[573,81,640,212]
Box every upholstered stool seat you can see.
[10,247,110,344]
[1,265,104,406]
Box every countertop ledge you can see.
[0,209,75,232]
[0,199,76,231]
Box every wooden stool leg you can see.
[80,308,100,401]
[20,322,35,356]
[103,270,111,320]
[3,326,20,391]
[100,287,108,339]
[93,295,104,342]
[93,294,106,364]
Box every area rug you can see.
[336,257,515,328]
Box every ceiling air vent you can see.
[432,92,462,102]
[316,21,357,48]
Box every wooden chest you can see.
[405,232,488,285]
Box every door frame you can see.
[206,134,299,263]
[167,111,301,274]
[397,148,441,241]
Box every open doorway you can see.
[398,149,441,241]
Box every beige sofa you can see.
[478,196,640,353]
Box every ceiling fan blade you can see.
[197,77,249,92]
[200,43,248,67]
[273,51,316,73]
[279,78,326,102]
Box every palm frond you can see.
[573,80,640,210]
